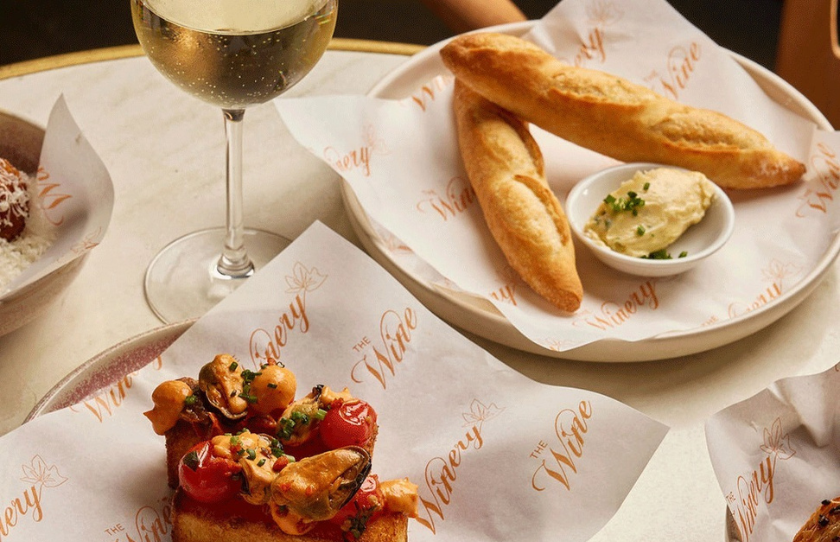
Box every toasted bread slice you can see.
[171,489,408,542]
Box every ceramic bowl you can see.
[0,110,88,337]
[565,162,735,277]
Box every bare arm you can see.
[419,0,527,33]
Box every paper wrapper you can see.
[705,363,840,542]
[0,96,113,297]
[0,222,668,542]
[274,0,840,353]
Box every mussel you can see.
[198,354,249,421]
[276,386,324,446]
[271,446,371,524]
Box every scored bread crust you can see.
[453,80,582,312]
[440,32,806,190]
[171,489,409,542]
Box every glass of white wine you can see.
[131,0,338,323]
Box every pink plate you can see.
[25,320,194,420]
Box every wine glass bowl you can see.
[131,0,338,109]
[130,0,338,322]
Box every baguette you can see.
[440,32,806,190]
[453,79,583,312]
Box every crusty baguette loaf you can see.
[453,79,583,312]
[171,489,408,542]
[440,32,806,190]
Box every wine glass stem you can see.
[217,108,255,279]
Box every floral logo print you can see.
[761,259,801,292]
[759,418,796,462]
[285,262,327,296]
[462,399,504,428]
[586,0,622,26]
[20,455,68,489]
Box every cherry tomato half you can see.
[178,441,242,504]
[330,474,383,529]
[319,400,377,450]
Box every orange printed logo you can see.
[35,167,72,227]
[1,455,68,539]
[323,124,387,178]
[104,493,172,542]
[726,418,794,542]
[249,262,323,366]
[558,0,621,67]
[351,307,417,388]
[573,280,659,330]
[797,142,840,216]
[69,372,139,422]
[72,226,103,254]
[408,76,450,112]
[530,401,592,492]
[416,176,476,222]
[644,42,702,101]
[727,260,800,319]
[488,265,520,306]
[379,229,412,255]
[414,399,503,533]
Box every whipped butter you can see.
[584,167,716,258]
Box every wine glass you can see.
[131,0,338,323]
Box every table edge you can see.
[0,38,425,80]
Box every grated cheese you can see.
[0,165,55,295]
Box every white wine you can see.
[131,0,337,108]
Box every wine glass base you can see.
[144,227,290,324]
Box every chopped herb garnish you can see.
[315,408,327,421]
[240,393,258,404]
[277,418,296,440]
[183,450,200,471]
[257,458,266,467]
[241,369,261,382]
[636,225,645,236]
[679,251,688,258]
[291,411,310,425]
[246,448,257,461]
[184,394,197,406]
[230,435,241,446]
[643,182,650,191]
[228,361,238,371]
[267,383,278,389]
[603,190,645,216]
[643,249,672,260]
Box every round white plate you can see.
[340,21,839,362]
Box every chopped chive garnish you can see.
[636,225,645,236]
[228,361,238,371]
[246,449,257,460]
[257,458,266,467]
[315,408,327,421]
[267,383,278,389]
[183,451,200,471]
[184,394,197,406]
